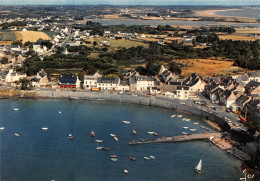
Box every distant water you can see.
[0,99,242,181]
[216,8,260,19]
[93,19,260,28]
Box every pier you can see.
[129,133,222,145]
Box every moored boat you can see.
[144,156,150,160]
[177,115,183,117]
[68,134,73,139]
[194,159,202,174]
[133,129,136,134]
[15,133,19,137]
[91,131,95,137]
[193,122,199,125]
[110,133,116,137]
[114,136,118,141]
[153,132,159,136]
[110,155,118,161]
[182,132,188,135]
[58,111,62,114]
[41,127,48,130]
[171,114,176,118]
[189,129,196,131]
[0,127,5,130]
[122,121,130,124]
[149,155,155,159]
[130,156,136,161]
[183,127,189,129]
[147,132,155,135]
[102,147,110,151]
[96,140,103,149]
[13,108,19,111]
[124,169,128,174]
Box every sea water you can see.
[0,99,242,181]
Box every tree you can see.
[1,57,8,64]
[169,61,182,74]
[15,78,32,90]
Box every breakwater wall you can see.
[35,90,231,131]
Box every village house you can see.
[158,65,178,84]
[176,86,190,100]
[183,73,205,92]
[83,71,102,90]
[58,75,80,89]
[31,69,48,88]
[97,77,120,91]
[129,76,154,91]
[235,71,260,86]
[0,69,26,83]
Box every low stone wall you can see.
[36,90,231,131]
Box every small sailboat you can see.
[110,133,116,137]
[90,131,95,137]
[144,156,150,160]
[68,134,73,139]
[183,127,189,129]
[13,108,19,111]
[15,133,19,137]
[194,159,202,174]
[96,140,103,150]
[114,136,118,141]
[0,127,5,130]
[124,170,128,174]
[122,121,130,124]
[58,111,62,114]
[110,155,117,161]
[193,122,199,125]
[149,155,155,159]
[41,127,48,130]
[171,114,176,118]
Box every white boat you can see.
[114,136,118,141]
[149,155,155,159]
[182,132,188,135]
[58,111,62,114]
[200,126,205,129]
[122,121,130,124]
[96,140,103,149]
[110,134,116,137]
[133,129,137,134]
[15,133,19,137]
[144,156,150,160]
[177,115,183,117]
[194,159,202,174]
[147,132,155,135]
[41,127,48,130]
[193,122,199,125]
[68,134,73,139]
[183,127,189,129]
[124,170,128,174]
[171,115,176,118]
[0,127,5,130]
[13,108,19,111]
[185,119,191,121]
[190,129,196,131]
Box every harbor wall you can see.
[35,90,231,131]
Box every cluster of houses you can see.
[205,71,260,119]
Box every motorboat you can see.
[0,127,5,130]
[41,127,48,130]
[177,115,183,117]
[15,133,19,137]
[147,132,155,135]
[13,108,19,111]
[102,147,110,151]
[193,122,199,125]
[182,132,188,135]
[149,155,155,159]
[171,115,176,118]
[90,131,95,137]
[122,121,130,124]
[124,170,128,174]
[189,129,196,131]
[114,136,118,141]
[110,155,118,161]
[153,132,159,136]
[110,133,116,137]
[144,157,150,160]
[68,134,73,139]
[183,127,189,129]
[130,157,136,161]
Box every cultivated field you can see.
[14,31,51,43]
[218,34,259,41]
[175,58,244,77]
[0,30,17,41]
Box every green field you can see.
[0,30,17,41]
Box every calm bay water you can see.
[216,8,260,19]
[0,99,242,181]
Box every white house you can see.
[176,86,190,100]
[183,73,205,92]
[31,69,48,87]
[83,71,102,89]
[33,45,48,53]
[130,76,154,91]
[1,69,26,83]
[97,77,120,91]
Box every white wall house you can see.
[83,71,102,89]
[3,69,26,83]
[176,86,190,100]
[97,77,120,91]
[130,76,154,91]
